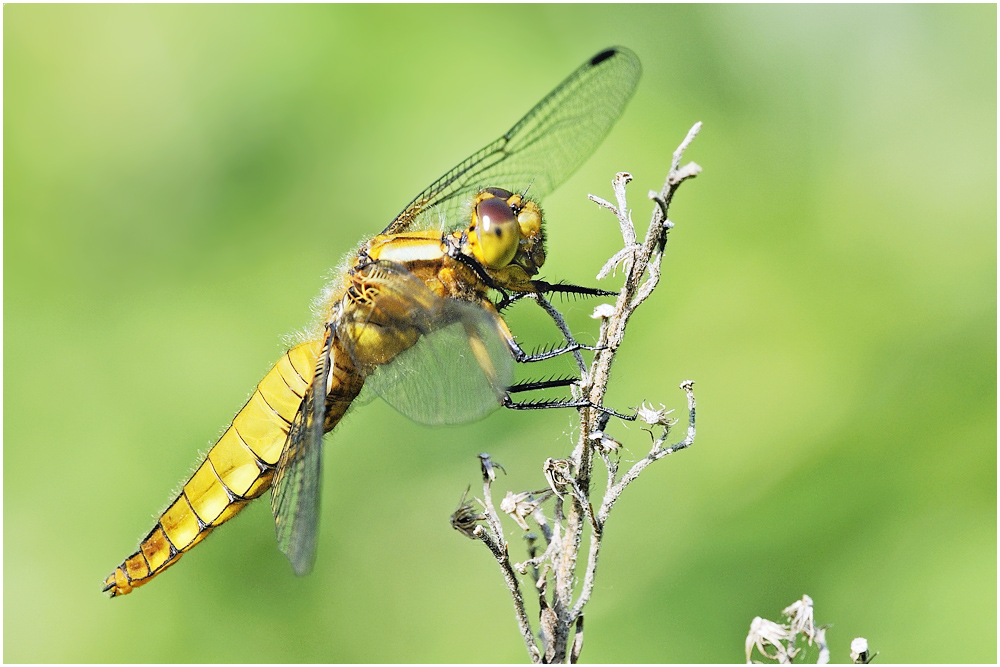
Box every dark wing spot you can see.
[590,48,617,66]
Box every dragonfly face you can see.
[465,189,545,288]
[104,47,642,596]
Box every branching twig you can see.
[599,383,696,525]
[450,456,542,663]
[452,122,703,663]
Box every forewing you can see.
[381,47,642,236]
[341,261,513,425]
[270,324,335,576]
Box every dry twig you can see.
[451,123,703,663]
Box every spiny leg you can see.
[494,285,634,420]
[503,349,636,423]
[497,287,612,366]
[505,338,600,364]
[497,281,616,311]
[502,393,635,422]
[507,376,579,393]
[492,300,599,364]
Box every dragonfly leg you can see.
[502,394,636,421]
[507,376,578,393]
[484,299,598,364]
[496,281,615,311]
[487,295,634,420]
[506,338,599,363]
[506,378,636,421]
[499,295,636,420]
[497,288,614,368]
[532,280,617,299]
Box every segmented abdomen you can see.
[103,339,322,597]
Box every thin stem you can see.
[474,525,541,663]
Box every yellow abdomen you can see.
[103,339,322,597]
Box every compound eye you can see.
[474,197,519,268]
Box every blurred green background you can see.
[4,5,995,663]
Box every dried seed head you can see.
[636,402,675,428]
[542,458,574,498]
[500,489,553,531]
[477,452,505,483]
[589,429,623,453]
[782,594,815,643]
[745,616,797,664]
[450,487,485,539]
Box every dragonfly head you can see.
[467,188,546,290]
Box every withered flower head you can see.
[450,487,485,539]
[636,402,675,428]
[477,452,506,483]
[500,489,554,531]
[745,616,797,664]
[542,458,574,498]
[782,595,816,643]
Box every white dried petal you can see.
[746,616,794,663]
[591,303,615,320]
[783,594,815,642]
[499,491,520,515]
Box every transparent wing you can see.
[362,304,513,425]
[381,47,642,236]
[270,324,334,577]
[342,261,513,424]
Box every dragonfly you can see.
[104,46,642,597]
